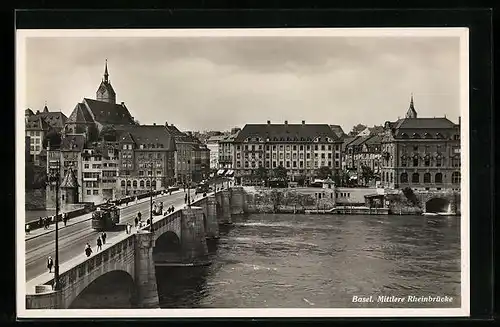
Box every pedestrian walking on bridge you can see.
[85,243,92,257]
[47,256,53,273]
[97,236,102,251]
[63,213,68,227]
[101,231,107,244]
[134,216,139,228]
[38,217,43,229]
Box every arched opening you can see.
[69,270,135,309]
[153,231,182,264]
[132,180,137,188]
[126,180,131,188]
[400,172,408,183]
[425,198,451,214]
[140,180,145,188]
[423,173,431,184]
[412,172,419,183]
[435,172,443,184]
[121,180,125,187]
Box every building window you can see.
[126,180,131,187]
[401,157,407,167]
[87,190,91,195]
[390,173,393,183]
[93,190,99,195]
[293,161,297,168]
[413,157,419,167]
[400,172,408,183]
[321,145,325,151]
[300,145,304,150]
[133,180,137,188]
[424,173,431,183]
[412,173,419,183]
[121,180,125,187]
[452,157,460,167]
[435,173,443,184]
[315,145,318,151]
[273,161,277,168]
[436,157,442,167]
[146,180,150,188]
[424,157,430,167]
[413,146,418,151]
[286,161,290,168]
[452,172,461,184]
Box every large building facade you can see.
[380,97,461,191]
[218,128,240,170]
[231,121,343,184]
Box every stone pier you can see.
[203,196,219,239]
[134,231,159,308]
[219,190,232,225]
[181,207,209,264]
[230,186,246,215]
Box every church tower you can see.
[405,94,417,119]
[96,59,116,104]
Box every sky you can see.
[22,32,462,134]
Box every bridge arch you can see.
[68,270,135,309]
[425,197,451,213]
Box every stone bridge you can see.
[26,187,248,309]
[416,189,461,214]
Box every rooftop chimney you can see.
[302,120,305,125]
[121,101,124,106]
[458,116,461,125]
[165,121,168,126]
[153,123,156,126]
[284,120,288,125]
[267,120,271,125]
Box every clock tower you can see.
[96,59,116,104]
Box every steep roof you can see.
[115,125,176,151]
[96,80,116,98]
[234,124,340,142]
[67,102,95,123]
[60,168,78,188]
[26,115,51,131]
[365,135,381,145]
[38,111,67,129]
[82,98,134,125]
[25,108,34,117]
[206,135,226,144]
[60,135,86,152]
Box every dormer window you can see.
[412,133,421,139]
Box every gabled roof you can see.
[82,98,134,125]
[60,168,78,188]
[234,124,340,142]
[115,125,176,151]
[25,108,34,116]
[26,115,51,131]
[60,135,86,152]
[365,135,381,145]
[38,112,68,129]
[67,102,94,123]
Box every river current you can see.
[156,213,461,308]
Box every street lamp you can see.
[47,158,61,291]
[187,160,191,207]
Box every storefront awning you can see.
[225,170,234,177]
[217,169,225,175]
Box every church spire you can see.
[405,93,417,118]
[104,59,109,83]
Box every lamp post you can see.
[47,158,61,291]
[187,160,191,207]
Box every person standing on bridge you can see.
[47,256,53,273]
[85,243,92,257]
[96,236,102,251]
[38,217,43,229]
[134,216,139,228]
[184,193,188,204]
[101,231,107,245]
[63,213,68,227]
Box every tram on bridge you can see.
[91,203,120,231]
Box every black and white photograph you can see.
[16,28,469,318]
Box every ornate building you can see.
[344,134,382,185]
[218,127,240,170]
[232,120,343,184]
[380,96,461,191]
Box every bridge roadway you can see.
[25,190,196,282]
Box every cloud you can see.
[23,35,461,133]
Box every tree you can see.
[26,162,47,190]
[316,166,333,180]
[254,167,269,182]
[99,125,117,141]
[42,129,62,149]
[273,166,288,181]
[360,165,376,185]
[349,123,367,137]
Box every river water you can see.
[156,213,461,308]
